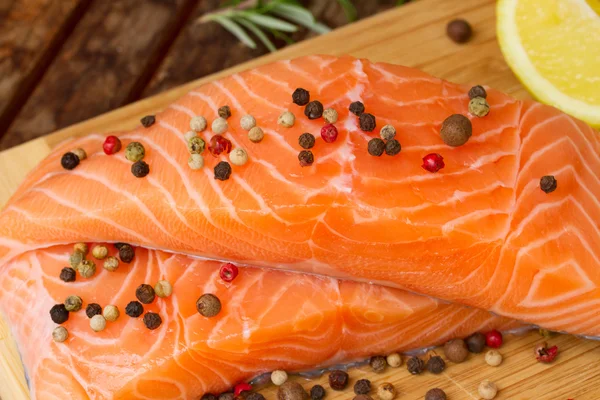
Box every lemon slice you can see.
[497,0,600,127]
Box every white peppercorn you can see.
[386,353,402,368]
[240,115,257,131]
[229,148,248,166]
[248,126,264,143]
[92,245,108,260]
[103,305,120,322]
[190,116,207,132]
[103,256,119,272]
[380,125,396,140]
[478,380,498,399]
[323,108,338,124]
[188,154,205,170]
[71,148,87,161]
[212,117,228,134]
[277,111,295,128]
[184,130,197,142]
[270,370,288,386]
[377,383,395,400]
[52,326,68,342]
[154,280,173,298]
[90,314,107,332]
[485,350,503,366]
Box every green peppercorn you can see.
[385,139,401,156]
[188,136,206,154]
[69,251,84,269]
[74,243,88,255]
[368,138,385,156]
[131,160,150,178]
[103,256,119,271]
[86,303,102,318]
[78,260,96,278]
[60,267,76,282]
[50,304,69,324]
[469,97,490,117]
[196,293,221,317]
[143,312,162,330]
[125,142,145,162]
[136,284,156,304]
[440,114,472,146]
[92,245,108,260]
[64,295,83,312]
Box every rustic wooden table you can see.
[0,0,401,150]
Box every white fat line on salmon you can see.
[249,70,292,91]
[157,120,187,144]
[232,74,284,112]
[170,104,196,118]
[369,63,440,86]
[188,90,219,113]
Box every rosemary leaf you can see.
[211,15,257,49]
[236,18,277,52]
[241,12,298,32]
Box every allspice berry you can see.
[370,355,386,372]
[376,383,395,400]
[425,388,447,400]
[196,293,221,317]
[277,381,308,400]
[444,339,469,363]
[446,19,472,43]
[440,114,472,146]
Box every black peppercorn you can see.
[427,355,446,374]
[50,304,69,324]
[385,139,401,156]
[214,161,232,181]
[349,101,365,116]
[119,244,135,263]
[369,355,386,372]
[328,370,348,391]
[59,267,76,282]
[218,105,231,119]
[201,394,218,400]
[299,133,316,149]
[354,379,371,395]
[143,312,162,330]
[140,115,156,128]
[114,242,126,250]
[310,385,325,400]
[245,393,265,400]
[61,152,80,170]
[406,356,425,375]
[466,332,486,353]
[125,301,144,317]
[304,101,324,119]
[359,113,376,132]
[425,388,447,400]
[131,160,150,178]
[298,150,314,167]
[447,19,472,43]
[136,284,156,304]
[85,303,102,318]
[468,85,487,99]
[197,293,221,317]
[540,175,557,193]
[292,88,310,106]
[368,138,385,157]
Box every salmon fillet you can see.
[0,245,519,399]
[0,55,598,337]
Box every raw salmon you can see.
[0,245,518,399]
[1,55,599,335]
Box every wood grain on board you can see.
[1,0,593,399]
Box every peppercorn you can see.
[298,133,315,149]
[485,330,503,348]
[186,154,204,170]
[535,342,559,363]
[380,125,396,141]
[234,383,252,397]
[185,128,198,141]
[52,326,68,343]
[103,256,119,271]
[278,381,308,400]
[71,148,87,161]
[140,115,156,128]
[376,383,395,400]
[385,139,401,156]
[136,284,156,304]
[131,160,149,178]
[50,304,69,324]
[103,135,122,155]
[241,115,257,131]
[69,251,84,269]
[218,105,231,119]
[103,305,120,322]
[469,97,490,117]
[229,148,249,166]
[354,379,371,395]
[406,356,425,375]
[212,117,228,134]
[359,113,376,132]
[61,152,79,170]
[92,245,108,260]
[444,338,469,363]
[292,88,310,106]
[271,370,288,386]
[219,393,234,400]
[125,142,145,162]
[323,108,338,124]
[143,312,162,330]
[214,161,232,181]
[427,355,446,374]
[246,393,265,400]
[368,138,385,156]
[248,126,264,143]
[485,350,503,366]
[370,355,386,372]
[197,293,221,317]
[190,116,208,132]
[349,101,365,116]
[478,380,498,400]
[64,295,83,312]
[90,314,107,332]
[540,175,557,193]
[86,303,102,318]
[78,260,96,278]
[466,332,486,353]
[328,370,348,391]
[125,301,143,317]
[154,280,173,298]
[304,101,324,119]
[119,244,135,263]
[278,111,295,128]
[469,85,487,99]
[201,394,218,400]
[309,385,325,400]
[59,267,76,282]
[74,243,88,255]
[447,19,472,43]
[425,388,447,400]
[440,114,472,146]
[298,150,314,167]
[114,242,126,250]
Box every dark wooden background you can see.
[0,0,404,150]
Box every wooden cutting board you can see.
[1,0,599,399]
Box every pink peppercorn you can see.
[220,263,238,282]
[208,135,232,157]
[485,330,503,348]
[421,153,445,173]
[321,123,338,143]
[103,136,122,155]
[234,382,252,397]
